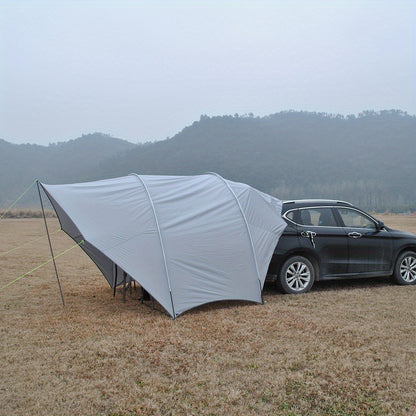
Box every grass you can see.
[0,215,415,415]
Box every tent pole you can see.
[122,271,126,303]
[130,174,176,318]
[259,280,264,305]
[37,180,65,307]
[207,172,263,303]
[113,264,117,297]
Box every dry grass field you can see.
[1,215,415,416]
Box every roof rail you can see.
[282,199,353,206]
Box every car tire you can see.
[278,256,315,294]
[393,251,416,285]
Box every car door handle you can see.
[348,232,362,239]
[301,231,316,238]
[301,231,316,248]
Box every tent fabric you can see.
[40,173,286,318]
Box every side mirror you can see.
[376,220,385,230]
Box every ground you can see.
[0,215,415,416]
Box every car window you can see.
[287,208,338,227]
[285,210,297,222]
[337,208,376,229]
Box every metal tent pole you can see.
[122,271,127,303]
[259,280,264,305]
[37,180,65,307]
[113,263,118,297]
[130,173,176,319]
[207,172,263,302]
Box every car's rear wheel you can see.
[278,256,315,294]
[393,251,416,285]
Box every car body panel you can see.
[296,222,349,276]
[343,227,393,274]
[267,199,416,285]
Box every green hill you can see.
[0,133,135,207]
[1,110,415,212]
[93,110,416,211]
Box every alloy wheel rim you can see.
[286,261,311,291]
[400,255,416,283]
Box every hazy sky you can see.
[1,0,415,145]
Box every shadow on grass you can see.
[313,276,394,292]
[263,276,395,296]
[75,276,396,319]
[143,275,397,318]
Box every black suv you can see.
[267,200,416,294]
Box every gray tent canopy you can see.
[40,173,286,318]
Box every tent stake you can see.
[37,181,65,307]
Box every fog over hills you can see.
[0,133,135,207]
[1,110,415,211]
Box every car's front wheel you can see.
[393,251,416,285]
[278,256,315,294]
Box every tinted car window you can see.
[337,208,376,229]
[285,210,297,222]
[287,208,338,227]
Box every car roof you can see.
[282,199,353,210]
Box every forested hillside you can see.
[1,110,415,211]
[0,133,135,207]
[93,110,415,211]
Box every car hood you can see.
[387,228,416,239]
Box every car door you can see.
[295,207,349,277]
[335,207,393,274]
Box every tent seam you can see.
[129,173,176,318]
[206,173,262,293]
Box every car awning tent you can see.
[39,173,286,318]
